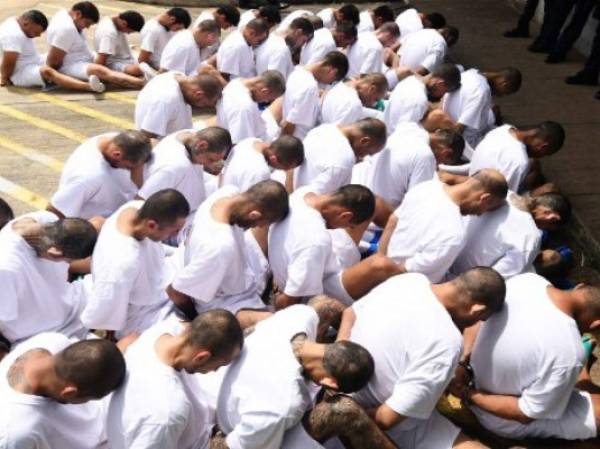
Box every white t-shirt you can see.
[0,333,107,449]
[135,72,193,137]
[353,122,435,209]
[317,8,336,29]
[451,194,541,279]
[0,17,43,72]
[81,201,171,337]
[283,66,320,139]
[216,78,267,143]
[217,30,255,79]
[160,29,214,75]
[138,130,207,213]
[254,33,293,80]
[217,305,319,449]
[357,11,374,33]
[269,187,340,297]
[470,273,586,439]
[399,28,447,73]
[107,317,212,449]
[300,28,336,66]
[384,75,429,134]
[346,32,383,79]
[140,17,173,68]
[51,133,137,219]
[276,10,313,34]
[294,124,355,194]
[170,186,259,312]
[320,81,365,125]
[46,9,94,66]
[395,8,423,37]
[220,137,270,191]
[469,125,529,193]
[0,212,87,344]
[387,180,466,282]
[93,16,134,64]
[442,69,492,148]
[351,274,462,423]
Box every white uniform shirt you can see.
[46,9,94,66]
[351,274,462,422]
[399,28,447,73]
[140,18,173,68]
[384,75,429,134]
[135,72,193,137]
[353,122,435,208]
[93,16,134,65]
[217,78,266,143]
[0,212,86,343]
[217,305,318,449]
[221,138,270,191]
[469,124,529,193]
[294,124,355,194]
[470,273,586,439]
[357,11,375,33]
[300,28,336,65]
[160,29,214,75]
[387,180,466,282]
[268,188,340,297]
[170,186,258,312]
[0,333,107,449]
[0,17,43,72]
[51,132,137,219]
[138,130,207,213]
[254,34,293,80]
[317,8,336,29]
[283,66,320,139]
[81,201,170,337]
[107,318,212,449]
[442,69,492,148]
[276,10,313,34]
[217,30,255,79]
[451,194,541,279]
[320,81,365,125]
[395,8,423,37]
[346,32,383,79]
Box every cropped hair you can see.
[329,184,376,225]
[166,7,191,28]
[323,341,374,393]
[55,339,125,399]
[186,309,244,359]
[119,11,145,32]
[71,2,100,23]
[22,10,49,30]
[138,189,190,227]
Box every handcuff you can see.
[457,360,476,405]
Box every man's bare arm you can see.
[465,390,534,425]
[166,284,198,320]
[46,203,66,219]
[94,52,110,66]
[274,292,303,310]
[437,170,468,185]
[336,307,356,341]
[0,51,18,86]
[279,121,296,136]
[137,49,153,66]
[373,404,406,431]
[378,213,398,255]
[46,46,66,70]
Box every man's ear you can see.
[319,376,339,391]
[60,384,79,402]
[195,140,209,152]
[470,303,487,319]
[248,210,263,221]
[192,349,211,365]
[339,210,354,224]
[46,246,64,259]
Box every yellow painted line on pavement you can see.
[0,135,64,172]
[0,176,48,210]
[0,104,85,142]
[30,92,135,129]
[104,92,137,106]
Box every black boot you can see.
[565,71,599,85]
[545,52,566,63]
[504,26,530,38]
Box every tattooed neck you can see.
[7,348,50,392]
